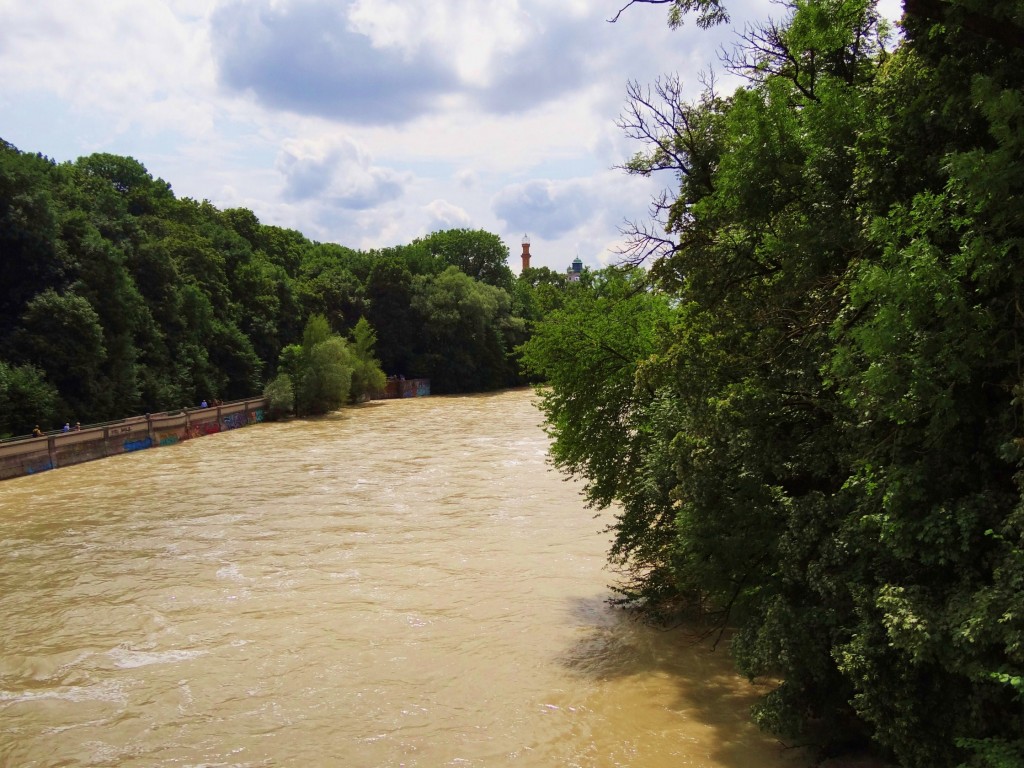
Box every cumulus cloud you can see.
[208,0,624,125]
[0,0,217,141]
[277,137,406,210]
[492,179,597,240]
[490,168,670,268]
[210,0,457,124]
[454,169,478,189]
[423,199,472,231]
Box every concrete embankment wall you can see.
[0,398,267,482]
[378,378,430,399]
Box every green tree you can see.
[821,9,1024,764]
[0,360,60,437]
[262,372,294,420]
[13,289,107,419]
[518,267,678,604]
[416,229,515,292]
[297,243,366,333]
[544,0,1024,765]
[301,336,352,414]
[278,314,354,415]
[0,143,68,347]
[73,152,173,217]
[348,317,387,402]
[512,266,570,334]
[365,258,420,377]
[411,266,518,393]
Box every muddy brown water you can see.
[0,389,810,767]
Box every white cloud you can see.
[423,199,473,231]
[0,0,218,141]
[276,136,405,208]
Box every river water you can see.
[0,389,805,767]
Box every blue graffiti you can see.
[221,412,247,430]
[123,437,153,453]
[5,400,271,481]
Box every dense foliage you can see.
[0,141,538,434]
[521,0,1024,765]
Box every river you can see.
[0,389,806,767]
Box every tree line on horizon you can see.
[0,141,580,435]
[521,0,1023,766]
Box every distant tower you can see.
[521,234,531,272]
[567,256,583,282]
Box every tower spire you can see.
[520,234,531,272]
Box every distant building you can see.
[517,237,585,282]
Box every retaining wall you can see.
[376,378,431,399]
[0,398,267,482]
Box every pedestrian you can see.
[201,399,208,408]
[74,421,81,431]
[32,425,43,437]
[62,422,70,432]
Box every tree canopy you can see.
[0,142,542,435]
[523,0,1024,765]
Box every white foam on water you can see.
[0,678,128,705]
[107,647,206,669]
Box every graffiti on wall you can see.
[188,422,221,439]
[221,412,247,431]
[123,437,154,453]
[2,399,269,482]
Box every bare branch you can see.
[608,0,729,29]
[614,217,679,267]
[608,0,672,24]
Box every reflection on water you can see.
[0,390,806,767]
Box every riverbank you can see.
[0,397,267,481]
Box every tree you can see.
[0,360,60,437]
[13,289,107,419]
[348,317,387,402]
[263,372,294,420]
[278,314,354,416]
[301,336,352,414]
[518,267,679,606]
[609,0,729,29]
[513,266,570,331]
[0,137,538,433]
[411,266,518,393]
[364,258,420,377]
[297,245,366,333]
[543,0,1024,764]
[0,144,68,347]
[415,229,515,292]
[820,7,1024,763]
[73,152,173,216]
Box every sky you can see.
[0,0,902,274]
